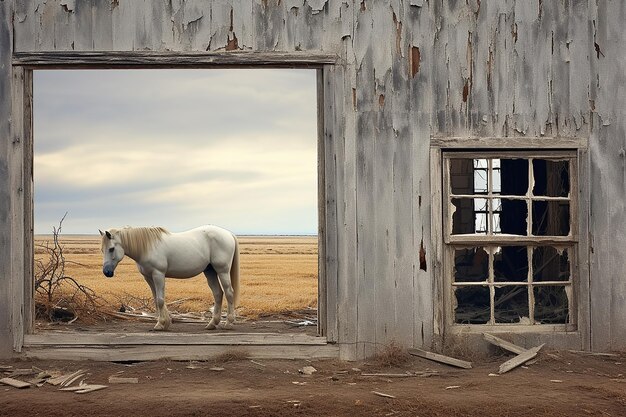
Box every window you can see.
[443,151,577,329]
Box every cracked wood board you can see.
[408,348,472,369]
[498,344,545,374]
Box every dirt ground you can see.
[1,349,625,417]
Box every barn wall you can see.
[1,0,624,359]
[588,0,626,352]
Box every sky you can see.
[34,69,318,235]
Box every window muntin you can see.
[445,151,576,327]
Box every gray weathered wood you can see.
[0,377,31,389]
[13,51,339,68]
[483,333,526,355]
[498,343,545,374]
[24,332,328,346]
[408,348,472,369]
[0,0,14,359]
[25,343,339,361]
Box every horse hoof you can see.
[206,322,218,330]
[221,322,234,330]
[154,322,169,331]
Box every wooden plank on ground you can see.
[407,348,472,369]
[108,376,139,384]
[0,377,31,389]
[483,333,526,354]
[498,344,545,374]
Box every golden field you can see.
[34,235,318,319]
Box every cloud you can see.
[34,69,318,235]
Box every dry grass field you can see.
[34,235,318,320]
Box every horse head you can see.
[99,229,125,278]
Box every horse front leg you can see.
[152,272,171,331]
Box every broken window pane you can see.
[454,247,489,282]
[450,159,474,195]
[532,201,570,236]
[533,247,570,282]
[454,286,490,324]
[534,286,569,324]
[494,246,528,282]
[452,198,487,234]
[494,286,529,324]
[533,159,570,197]
[500,159,529,196]
[498,199,528,235]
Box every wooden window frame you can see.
[430,137,590,339]
[10,51,341,360]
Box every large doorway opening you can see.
[31,68,321,339]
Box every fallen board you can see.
[108,376,139,384]
[483,333,526,355]
[0,377,31,389]
[499,344,545,374]
[407,348,472,369]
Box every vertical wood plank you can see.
[0,0,15,357]
[23,70,34,337]
[10,67,26,352]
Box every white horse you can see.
[99,225,239,331]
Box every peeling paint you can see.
[225,32,239,51]
[59,0,74,13]
[410,46,420,78]
[307,0,328,15]
[419,239,427,272]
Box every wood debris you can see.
[299,366,317,375]
[108,376,138,384]
[60,384,108,394]
[372,391,396,398]
[483,333,526,354]
[408,348,472,369]
[0,377,31,389]
[568,350,620,358]
[498,344,545,374]
[361,371,438,378]
[47,370,86,386]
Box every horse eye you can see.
[108,247,115,253]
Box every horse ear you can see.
[99,229,104,236]
[105,231,112,239]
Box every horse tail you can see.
[231,233,240,307]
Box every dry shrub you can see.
[35,214,106,323]
[211,350,249,363]
[372,341,411,367]
[441,334,491,362]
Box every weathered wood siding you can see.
[1,0,624,359]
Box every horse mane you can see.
[112,226,170,259]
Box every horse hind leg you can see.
[204,265,223,330]
[216,270,235,330]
